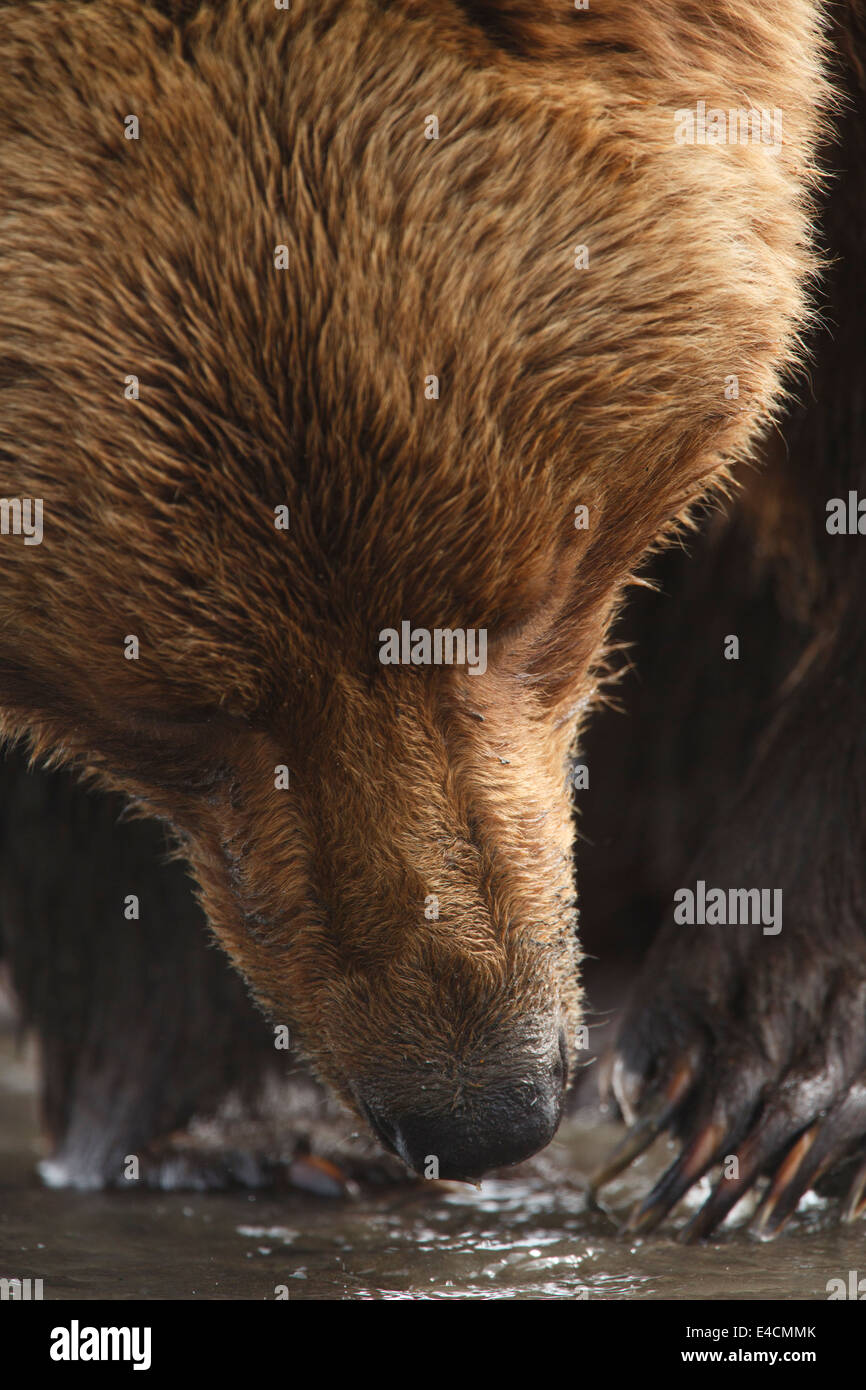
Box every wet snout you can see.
[355,1030,569,1181]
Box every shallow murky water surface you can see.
[0,1034,858,1300]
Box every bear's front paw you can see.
[591,921,866,1240]
[39,1125,411,1196]
[127,1133,409,1196]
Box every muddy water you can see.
[0,1035,858,1301]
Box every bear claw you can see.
[625,1118,727,1237]
[590,1050,700,1195]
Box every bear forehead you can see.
[0,0,824,711]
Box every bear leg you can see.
[595,606,866,1239]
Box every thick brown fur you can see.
[0,0,839,1183]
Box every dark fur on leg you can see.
[0,747,305,1188]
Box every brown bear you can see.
[0,0,861,1237]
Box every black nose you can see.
[359,1071,565,1181]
